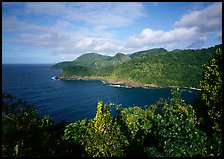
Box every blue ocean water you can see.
[2,64,200,123]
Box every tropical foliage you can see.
[200,48,222,132]
[52,52,130,69]
[2,93,59,156]
[53,44,221,88]
[2,47,222,157]
[63,101,128,157]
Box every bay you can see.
[2,64,200,123]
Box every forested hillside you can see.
[52,44,222,88]
[52,52,131,69]
[2,48,222,157]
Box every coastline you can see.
[56,76,160,89]
[55,76,202,91]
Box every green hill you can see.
[74,53,111,68]
[129,48,168,59]
[52,44,222,88]
[52,52,131,69]
[108,53,131,64]
[51,61,74,69]
[110,46,220,87]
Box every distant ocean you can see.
[2,64,200,123]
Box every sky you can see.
[2,2,222,64]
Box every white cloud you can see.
[25,2,68,15]
[75,38,93,49]
[2,2,222,60]
[4,31,128,56]
[187,40,205,49]
[127,27,204,47]
[3,2,146,57]
[126,2,221,51]
[174,2,222,33]
[2,15,71,34]
[92,39,125,53]
[25,2,146,28]
[2,16,48,33]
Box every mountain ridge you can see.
[51,48,169,69]
[52,44,222,88]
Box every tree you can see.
[200,48,222,132]
[63,101,128,157]
[147,89,208,157]
[2,92,66,157]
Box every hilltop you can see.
[52,52,130,69]
[52,44,222,88]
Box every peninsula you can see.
[52,44,221,89]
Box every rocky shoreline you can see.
[56,76,201,90]
[57,76,160,89]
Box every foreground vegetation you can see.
[53,44,221,88]
[2,48,222,157]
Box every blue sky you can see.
[2,2,222,64]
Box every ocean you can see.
[2,64,200,123]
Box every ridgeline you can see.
[52,44,222,89]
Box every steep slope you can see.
[74,53,111,68]
[52,52,131,69]
[108,53,131,64]
[110,46,220,87]
[51,61,74,69]
[54,44,222,88]
[129,48,168,59]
